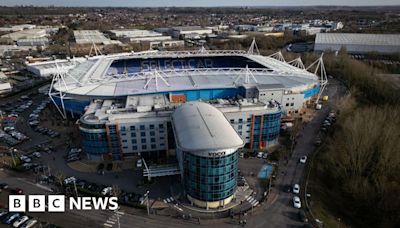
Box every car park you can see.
[293,196,301,208]
[299,156,307,164]
[293,184,300,194]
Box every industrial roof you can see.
[172,102,244,153]
[0,82,12,91]
[74,30,111,44]
[315,33,400,46]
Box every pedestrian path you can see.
[245,195,259,207]
[163,196,174,204]
[103,210,125,227]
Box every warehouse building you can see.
[314,33,400,54]
[17,37,49,47]
[171,26,213,39]
[74,30,111,44]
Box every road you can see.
[236,79,345,228]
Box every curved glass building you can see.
[172,102,244,209]
[79,115,110,160]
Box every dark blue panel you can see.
[51,95,90,114]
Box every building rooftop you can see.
[110,29,163,38]
[1,29,47,41]
[74,30,111,44]
[172,26,210,31]
[172,102,244,152]
[315,33,400,46]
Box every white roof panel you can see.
[172,102,244,152]
[315,33,400,46]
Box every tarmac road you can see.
[236,79,345,228]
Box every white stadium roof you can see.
[46,50,319,97]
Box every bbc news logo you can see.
[9,195,119,212]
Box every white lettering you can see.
[82,197,92,210]
[69,197,81,210]
[108,197,119,210]
[92,197,109,210]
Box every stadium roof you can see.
[172,102,244,153]
[49,50,319,97]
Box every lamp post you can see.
[144,190,150,216]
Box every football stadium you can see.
[28,44,326,208]
[42,49,323,113]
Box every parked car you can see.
[293,196,301,209]
[257,152,263,158]
[1,212,21,224]
[20,218,37,228]
[32,152,41,158]
[20,155,32,163]
[101,187,113,196]
[136,159,142,168]
[28,121,40,126]
[299,156,307,164]
[298,210,308,222]
[22,163,33,170]
[284,185,292,193]
[0,183,9,189]
[0,210,8,218]
[11,188,23,195]
[12,215,29,228]
[293,184,300,194]
[64,176,76,185]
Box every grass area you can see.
[307,173,344,228]
[307,142,372,228]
